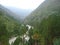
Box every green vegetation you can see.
[12,36,22,45]
[24,0,60,45]
[0,5,27,45]
[0,0,60,45]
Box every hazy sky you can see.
[0,0,45,10]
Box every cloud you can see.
[0,0,45,9]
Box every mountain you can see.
[0,4,22,25]
[0,5,22,45]
[0,5,20,21]
[5,6,32,20]
[24,0,60,45]
[24,0,60,27]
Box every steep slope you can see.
[24,0,60,28]
[0,4,22,36]
[0,5,22,22]
[24,0,60,45]
[0,5,22,45]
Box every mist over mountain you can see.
[0,0,60,45]
[5,6,32,20]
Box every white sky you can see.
[0,0,45,10]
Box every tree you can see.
[0,22,9,45]
[39,14,60,45]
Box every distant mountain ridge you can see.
[5,6,32,20]
[0,5,32,22]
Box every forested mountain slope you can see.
[0,5,23,22]
[24,0,60,45]
[0,5,22,45]
[24,0,60,28]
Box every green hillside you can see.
[0,0,60,45]
[24,0,60,45]
[24,0,60,28]
[0,5,27,45]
